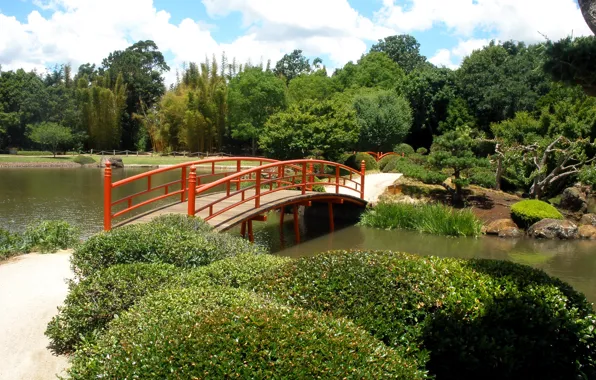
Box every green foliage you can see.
[46,263,181,354]
[72,155,95,165]
[288,70,337,104]
[544,36,596,97]
[416,147,428,155]
[378,154,398,171]
[438,97,476,132]
[371,34,427,73]
[22,220,79,253]
[394,142,415,155]
[360,202,483,237]
[260,99,358,161]
[0,228,23,261]
[255,250,596,379]
[467,167,497,189]
[27,122,73,156]
[71,214,263,277]
[274,49,314,83]
[333,51,405,90]
[579,163,596,186]
[344,152,378,171]
[66,286,423,380]
[383,156,448,185]
[353,89,413,151]
[511,199,564,228]
[15,150,53,155]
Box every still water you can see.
[1,167,595,303]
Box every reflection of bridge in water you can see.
[103,157,369,242]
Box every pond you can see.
[1,167,595,303]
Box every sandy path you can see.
[325,173,402,203]
[0,252,72,380]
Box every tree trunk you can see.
[495,156,503,191]
[579,0,596,35]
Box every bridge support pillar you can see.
[328,202,334,232]
[293,204,300,244]
[248,220,254,243]
[241,222,246,238]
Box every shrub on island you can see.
[511,199,564,228]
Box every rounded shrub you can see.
[71,216,264,277]
[416,147,428,155]
[394,143,415,155]
[381,155,401,173]
[344,152,378,171]
[66,286,424,379]
[22,220,79,253]
[468,167,496,189]
[46,263,181,354]
[253,250,596,379]
[511,199,564,228]
[378,154,398,171]
[72,155,96,165]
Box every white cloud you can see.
[429,38,489,69]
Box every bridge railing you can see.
[186,159,366,222]
[103,157,279,230]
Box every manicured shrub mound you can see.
[71,215,264,276]
[416,147,428,155]
[344,152,378,171]
[46,263,181,354]
[66,286,424,379]
[254,250,596,380]
[360,202,483,237]
[382,157,447,185]
[378,154,397,171]
[394,143,415,155]
[22,220,79,253]
[72,155,96,165]
[511,199,564,228]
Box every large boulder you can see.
[559,187,588,213]
[579,213,596,226]
[527,219,579,240]
[485,219,518,235]
[498,227,523,238]
[578,225,596,240]
[100,156,124,168]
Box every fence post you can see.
[255,169,261,208]
[181,166,187,202]
[360,160,366,200]
[187,166,196,216]
[113,150,115,156]
[103,161,112,231]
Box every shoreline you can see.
[0,162,258,170]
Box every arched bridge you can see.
[103,157,369,241]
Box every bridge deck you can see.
[116,189,366,232]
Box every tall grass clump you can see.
[0,228,23,260]
[360,202,483,237]
[1,220,79,261]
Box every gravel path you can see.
[325,173,402,203]
[0,252,72,380]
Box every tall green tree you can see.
[27,122,73,156]
[333,52,405,91]
[101,40,169,149]
[288,69,337,104]
[228,67,287,155]
[371,35,427,73]
[274,50,316,83]
[353,89,412,151]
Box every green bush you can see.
[394,143,415,155]
[511,199,564,228]
[67,286,424,379]
[72,155,96,165]
[71,215,264,277]
[416,147,428,155]
[344,152,378,171]
[360,202,483,237]
[254,250,596,380]
[378,154,397,171]
[468,167,496,189]
[45,263,181,354]
[22,220,79,253]
[382,157,448,185]
[0,228,23,261]
[16,150,53,156]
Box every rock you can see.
[578,225,596,240]
[485,219,518,235]
[579,213,596,226]
[498,227,523,238]
[559,187,588,213]
[100,156,124,168]
[527,219,579,240]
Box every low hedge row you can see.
[382,157,447,185]
[71,215,264,276]
[66,286,424,379]
[511,199,564,228]
[252,250,596,379]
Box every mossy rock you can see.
[511,200,564,229]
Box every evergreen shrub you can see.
[416,147,428,155]
[344,152,378,171]
[394,143,415,155]
[511,199,564,228]
[22,220,79,253]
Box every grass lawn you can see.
[0,155,76,163]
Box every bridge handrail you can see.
[185,159,366,221]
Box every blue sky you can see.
[0,0,590,83]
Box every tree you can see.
[288,70,337,104]
[353,89,412,151]
[27,122,72,156]
[259,98,358,161]
[274,50,315,83]
[333,52,405,91]
[371,35,426,73]
[438,98,476,132]
[429,126,490,201]
[543,36,596,97]
[228,67,287,155]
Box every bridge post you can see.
[187,166,196,216]
[255,169,261,208]
[335,165,340,194]
[301,162,307,195]
[360,160,366,200]
[181,166,187,202]
[236,160,241,191]
[103,161,112,231]
[307,160,313,191]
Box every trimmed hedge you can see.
[383,157,448,185]
[394,143,415,155]
[45,263,181,354]
[253,250,596,379]
[344,152,378,171]
[71,215,264,277]
[72,155,96,165]
[511,199,564,228]
[416,147,428,155]
[66,286,424,379]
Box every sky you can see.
[0,0,592,85]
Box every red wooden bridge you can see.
[103,157,368,242]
